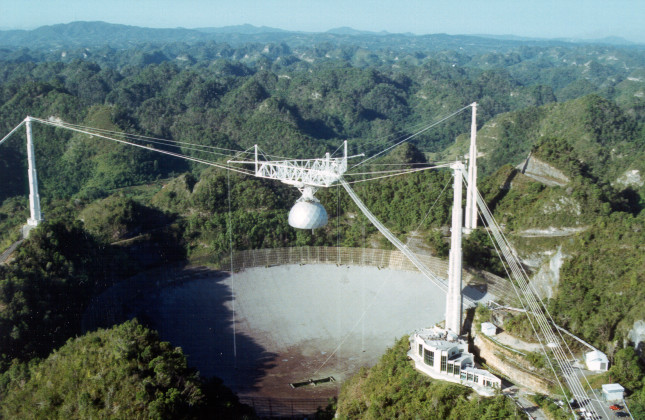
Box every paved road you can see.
[0,239,23,265]
[504,388,548,420]
[516,395,548,420]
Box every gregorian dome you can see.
[288,198,328,229]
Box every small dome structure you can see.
[289,200,328,229]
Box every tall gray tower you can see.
[24,116,43,237]
[445,161,464,334]
[465,102,478,232]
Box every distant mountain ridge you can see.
[0,21,208,47]
[554,35,636,46]
[1,21,641,52]
[326,26,397,36]
[194,24,288,34]
[473,33,636,46]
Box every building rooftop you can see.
[409,326,502,397]
[450,353,471,363]
[585,350,608,362]
[414,326,460,343]
[428,340,459,351]
[602,383,625,393]
[463,366,497,378]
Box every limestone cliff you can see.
[516,154,570,187]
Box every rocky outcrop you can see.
[615,169,643,189]
[528,247,566,299]
[517,155,570,187]
[474,333,554,394]
[628,320,645,358]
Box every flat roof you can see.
[423,340,459,351]
[450,354,471,363]
[463,366,499,379]
[602,383,625,392]
[585,350,608,361]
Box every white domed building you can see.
[288,198,328,229]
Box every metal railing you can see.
[238,396,332,419]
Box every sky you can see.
[2,0,645,43]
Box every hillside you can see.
[1,22,644,417]
[0,320,254,419]
[448,95,644,183]
[478,136,644,343]
[336,337,524,419]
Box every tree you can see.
[609,346,644,392]
[0,320,255,419]
[0,220,114,368]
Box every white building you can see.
[602,383,624,402]
[585,350,609,372]
[481,322,497,336]
[408,326,502,395]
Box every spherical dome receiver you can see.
[288,200,328,229]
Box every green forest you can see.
[1,21,645,418]
[336,337,524,419]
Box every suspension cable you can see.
[349,105,471,171]
[0,120,26,147]
[469,174,607,419]
[30,117,248,154]
[343,164,450,184]
[34,118,254,176]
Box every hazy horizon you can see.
[2,0,645,44]
[0,20,641,45]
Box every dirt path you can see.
[494,331,543,353]
[516,226,588,237]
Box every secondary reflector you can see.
[288,199,328,229]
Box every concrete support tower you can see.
[25,116,43,233]
[465,102,478,232]
[445,161,464,334]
